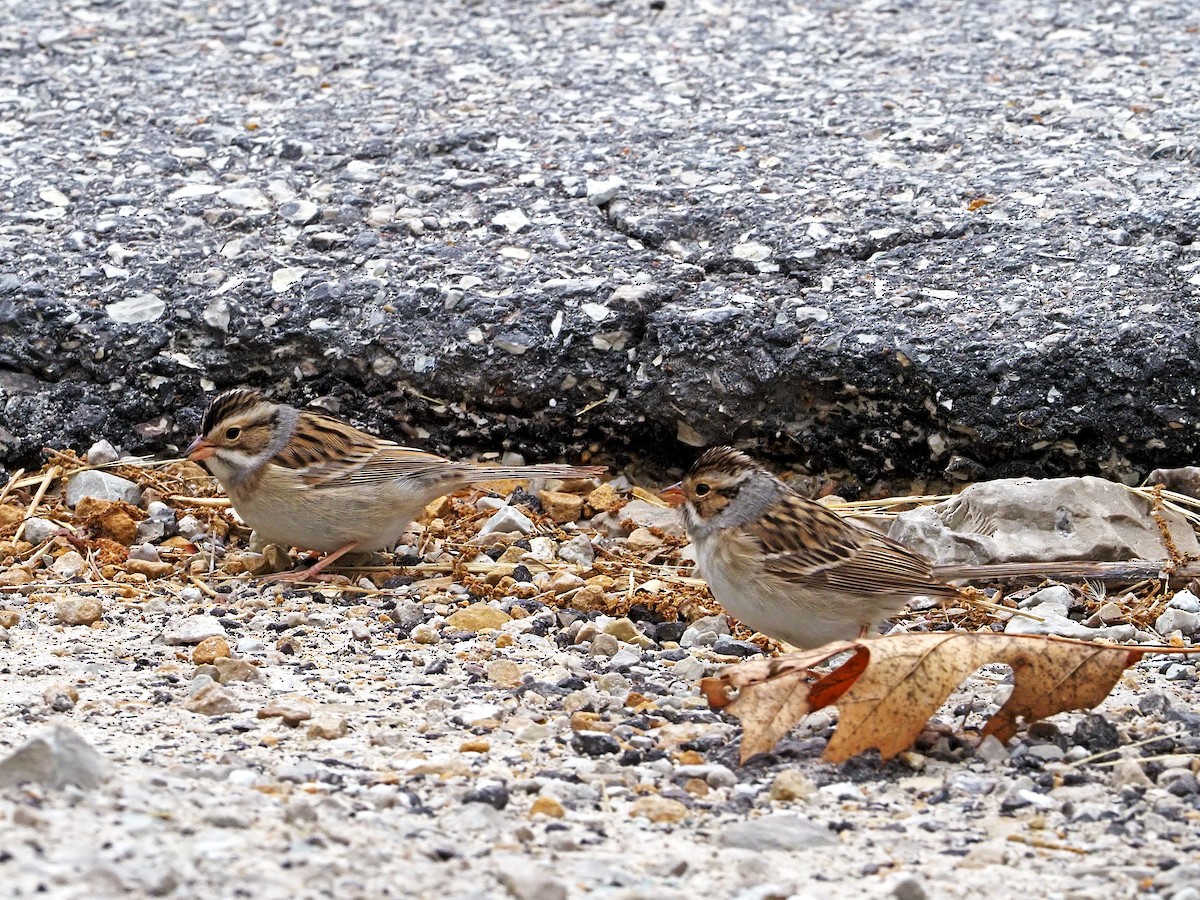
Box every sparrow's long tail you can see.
[456,464,607,483]
[933,559,1197,585]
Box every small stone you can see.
[279,199,319,224]
[586,483,622,512]
[271,266,306,293]
[456,702,503,726]
[105,293,165,324]
[557,534,595,567]
[128,543,160,563]
[769,770,817,802]
[712,636,763,657]
[629,795,688,823]
[52,551,87,579]
[55,596,103,626]
[460,739,490,753]
[65,470,142,507]
[214,657,260,683]
[479,505,535,536]
[1073,714,1120,752]
[530,795,566,819]
[0,726,109,790]
[572,731,621,756]
[20,517,58,545]
[589,633,619,657]
[162,615,227,645]
[85,439,120,465]
[890,875,929,900]
[0,568,33,586]
[496,866,568,900]
[1156,608,1200,637]
[626,527,665,553]
[974,735,1009,763]
[218,186,270,208]
[185,682,242,716]
[718,814,837,850]
[1110,759,1152,788]
[192,636,232,665]
[446,603,512,632]
[586,176,625,206]
[486,659,523,688]
[306,714,349,740]
[75,499,139,545]
[1168,589,1200,613]
[257,700,314,727]
[540,571,585,594]
[569,584,607,612]
[538,490,584,523]
[411,623,438,644]
[614,499,685,536]
[602,616,654,648]
[681,614,730,648]
[0,504,21,528]
[463,780,509,810]
[671,655,706,683]
[42,683,79,711]
[125,559,175,579]
[0,610,19,628]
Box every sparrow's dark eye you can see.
[225,426,241,440]
[694,483,711,496]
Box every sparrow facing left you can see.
[663,447,1083,649]
[187,388,605,580]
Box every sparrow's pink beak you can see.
[660,482,685,508]
[186,435,216,461]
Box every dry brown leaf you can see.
[700,633,1149,764]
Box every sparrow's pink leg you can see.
[263,541,361,583]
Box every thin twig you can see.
[13,465,61,544]
[0,467,25,506]
[1065,731,1186,768]
[1082,752,1199,769]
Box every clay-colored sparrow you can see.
[187,388,604,580]
[663,447,1095,649]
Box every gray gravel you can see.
[2,0,1200,486]
[2,581,1200,899]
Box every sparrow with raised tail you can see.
[662,447,1104,649]
[187,389,606,581]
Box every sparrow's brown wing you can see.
[745,493,955,599]
[275,413,456,488]
[277,412,604,489]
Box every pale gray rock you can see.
[671,655,706,683]
[1006,588,1136,641]
[599,499,685,537]
[1155,608,1200,637]
[716,814,838,850]
[21,516,58,545]
[85,439,120,465]
[496,862,568,900]
[0,725,109,790]
[65,470,142,507]
[890,477,1199,565]
[479,505,534,536]
[557,534,595,567]
[1168,589,1200,613]
[161,615,227,645]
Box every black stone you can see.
[1072,714,1121,753]
[572,732,621,757]
[462,782,508,810]
[712,636,763,658]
